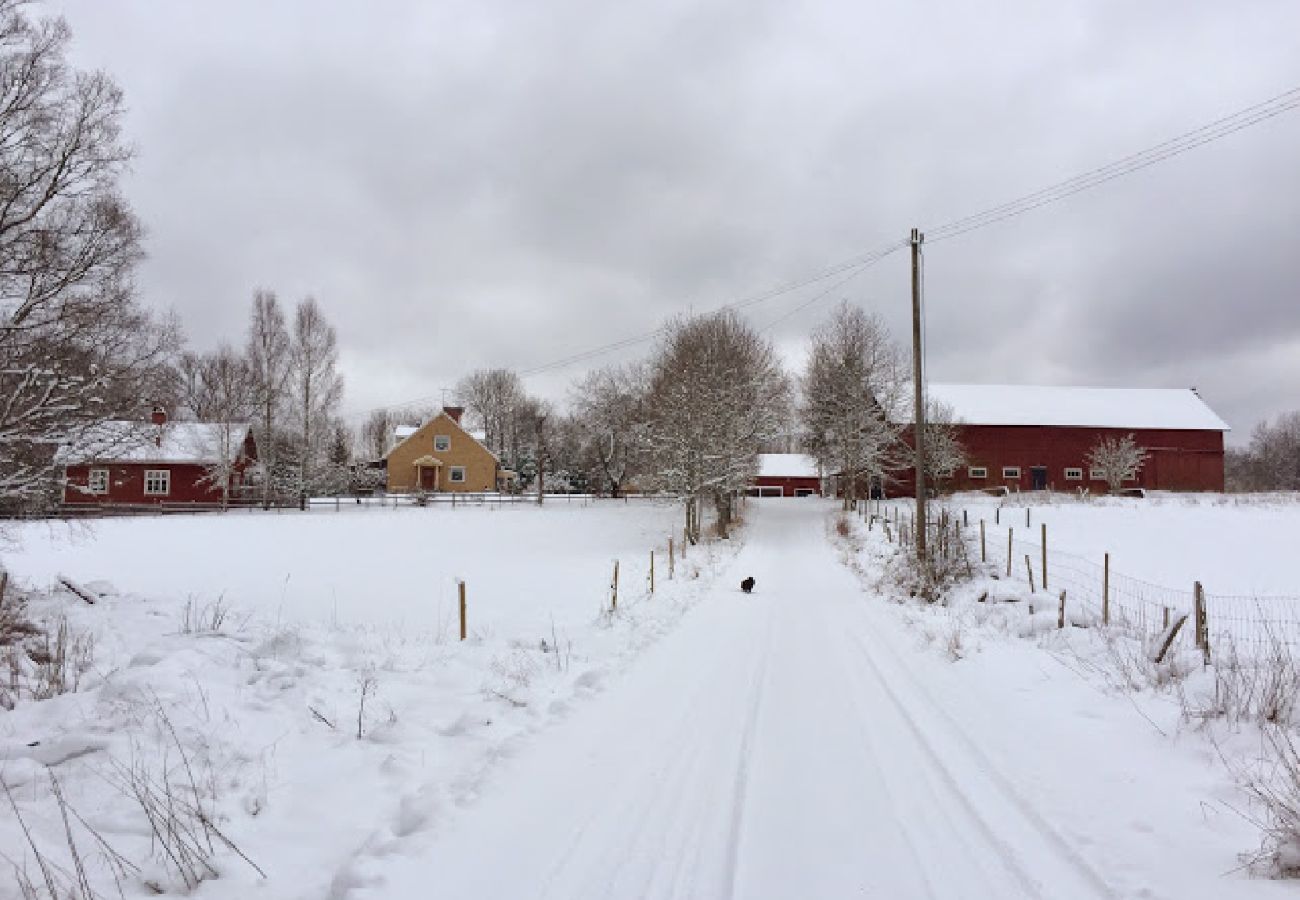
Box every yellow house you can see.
[385,407,511,493]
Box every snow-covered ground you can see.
[2,496,1298,898]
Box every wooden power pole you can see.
[910,227,927,558]
[536,414,547,506]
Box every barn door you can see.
[1030,466,1048,490]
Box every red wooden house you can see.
[892,385,1228,494]
[58,410,258,506]
[750,453,823,497]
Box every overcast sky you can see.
[47,0,1300,443]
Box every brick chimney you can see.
[151,405,167,446]
[443,405,465,424]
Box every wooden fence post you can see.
[1162,606,1170,629]
[611,560,620,611]
[1102,553,1110,626]
[1041,522,1048,591]
[458,580,467,641]
[980,519,987,562]
[649,550,655,594]
[668,538,675,579]
[1194,581,1210,664]
[1058,590,1066,629]
[995,506,1000,525]
[1006,527,1013,578]
[1025,555,1035,593]
[1026,506,1031,527]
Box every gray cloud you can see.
[47,0,1300,442]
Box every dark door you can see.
[1030,466,1048,490]
[419,466,436,490]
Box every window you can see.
[434,435,451,452]
[449,466,466,483]
[1089,468,1105,480]
[1064,467,1083,481]
[87,468,109,494]
[1002,466,1021,479]
[144,469,170,496]
[967,466,987,479]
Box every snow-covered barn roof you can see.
[899,384,1229,431]
[758,453,820,478]
[393,425,419,443]
[54,422,252,466]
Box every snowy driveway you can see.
[360,500,1116,900]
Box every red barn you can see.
[750,453,823,497]
[894,385,1228,494]
[58,413,258,507]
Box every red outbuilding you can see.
[751,453,823,497]
[893,385,1228,494]
[58,409,258,507]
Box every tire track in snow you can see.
[819,612,943,900]
[843,622,1117,899]
[721,608,774,900]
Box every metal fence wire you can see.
[976,518,1300,657]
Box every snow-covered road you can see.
[362,501,1117,899]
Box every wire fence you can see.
[979,518,1300,659]
[19,492,671,520]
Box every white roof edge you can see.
[899,384,1230,432]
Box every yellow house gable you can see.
[385,411,501,493]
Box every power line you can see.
[760,241,908,333]
[361,81,1300,413]
[927,84,1300,242]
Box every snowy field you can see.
[2,496,1300,898]
[3,500,687,637]
[0,501,737,898]
[930,491,1300,597]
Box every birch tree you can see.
[288,297,342,501]
[245,289,291,507]
[0,0,174,507]
[645,311,789,542]
[801,304,907,507]
[179,345,255,507]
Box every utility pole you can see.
[536,413,547,506]
[910,227,927,558]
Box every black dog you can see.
[740,576,755,594]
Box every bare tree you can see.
[571,363,647,497]
[454,368,524,459]
[182,345,255,507]
[0,1,175,508]
[801,303,907,508]
[245,289,291,508]
[360,407,394,461]
[288,297,343,503]
[1086,433,1148,493]
[173,345,254,423]
[1229,411,1300,491]
[645,311,789,542]
[923,400,967,494]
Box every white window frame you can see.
[449,466,466,484]
[967,466,987,479]
[144,469,171,496]
[1002,466,1021,480]
[434,434,451,452]
[1089,468,1106,480]
[87,468,109,495]
[1064,467,1083,481]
